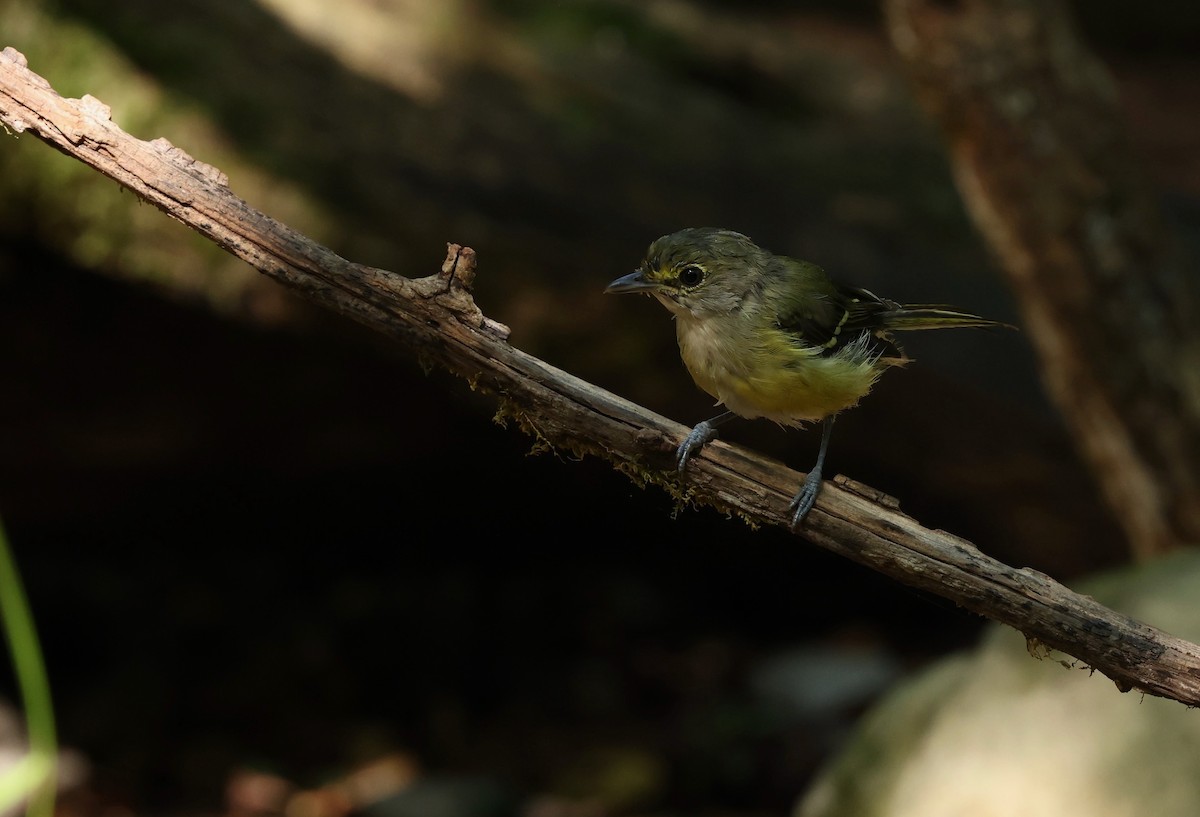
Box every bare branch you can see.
[3,45,1200,705]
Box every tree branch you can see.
[3,45,1199,705]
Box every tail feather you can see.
[878,305,1015,331]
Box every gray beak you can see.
[605,270,657,294]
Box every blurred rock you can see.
[750,641,901,721]
[796,548,1200,817]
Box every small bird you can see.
[606,227,1012,529]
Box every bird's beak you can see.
[605,270,657,294]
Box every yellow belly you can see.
[677,315,882,425]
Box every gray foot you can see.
[788,470,823,529]
[677,420,719,473]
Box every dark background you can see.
[2,1,1197,815]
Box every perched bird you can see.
[606,227,1012,529]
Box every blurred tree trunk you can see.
[883,0,1200,559]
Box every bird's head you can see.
[606,228,768,317]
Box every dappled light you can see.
[2,1,1200,816]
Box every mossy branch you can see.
[4,46,1200,705]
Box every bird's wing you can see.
[774,274,900,358]
[770,260,849,348]
[838,285,901,329]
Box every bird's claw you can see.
[676,420,719,473]
[788,470,824,530]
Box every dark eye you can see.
[679,265,704,287]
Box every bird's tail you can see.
[878,305,1015,332]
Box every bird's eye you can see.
[679,265,704,287]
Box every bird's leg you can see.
[789,416,836,529]
[677,411,737,473]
